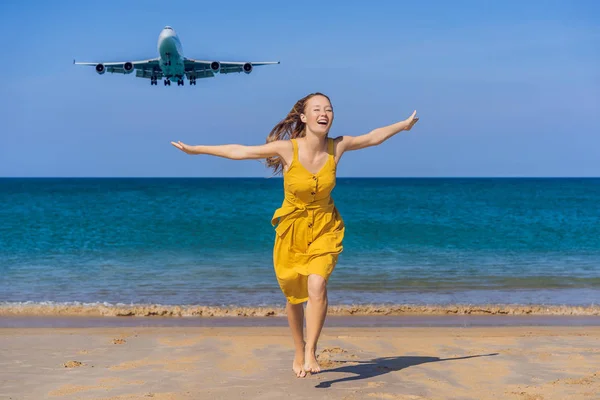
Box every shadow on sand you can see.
[316,353,499,388]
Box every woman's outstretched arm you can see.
[336,110,419,154]
[170,140,289,160]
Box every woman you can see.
[171,92,418,378]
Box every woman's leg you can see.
[304,274,328,373]
[286,301,306,377]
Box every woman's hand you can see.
[404,110,419,131]
[171,141,196,155]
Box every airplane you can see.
[74,26,280,86]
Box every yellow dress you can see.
[271,137,345,304]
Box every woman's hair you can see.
[265,92,331,175]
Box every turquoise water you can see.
[1,178,599,307]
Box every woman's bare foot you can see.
[304,346,321,373]
[293,349,306,378]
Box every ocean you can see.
[1,178,599,314]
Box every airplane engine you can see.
[210,61,220,74]
[123,62,134,74]
[243,62,253,74]
[95,63,105,75]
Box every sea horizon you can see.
[2,177,600,179]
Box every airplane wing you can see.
[183,58,279,80]
[73,58,162,79]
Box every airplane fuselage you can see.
[75,25,279,86]
[157,27,184,79]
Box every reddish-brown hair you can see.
[265,92,331,175]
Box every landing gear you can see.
[177,79,184,86]
[150,77,157,85]
[189,77,197,85]
[164,79,171,86]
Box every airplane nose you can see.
[158,34,177,54]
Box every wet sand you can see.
[1,325,599,400]
[2,314,600,329]
[1,303,599,318]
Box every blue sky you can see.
[1,0,598,177]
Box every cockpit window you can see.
[164,26,173,30]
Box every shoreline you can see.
[2,314,600,328]
[1,303,599,318]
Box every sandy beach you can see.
[1,323,599,400]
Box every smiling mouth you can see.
[317,120,328,125]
